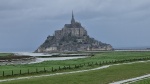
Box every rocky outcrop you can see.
[35,12,113,53]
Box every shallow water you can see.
[0,56,87,65]
[0,52,88,65]
[14,52,53,56]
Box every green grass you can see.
[131,78,150,84]
[1,61,150,84]
[0,53,12,57]
[1,51,150,77]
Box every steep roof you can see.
[64,12,83,28]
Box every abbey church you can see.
[55,12,87,39]
[35,12,112,52]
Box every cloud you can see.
[0,0,150,51]
[1,0,150,21]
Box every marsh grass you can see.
[0,53,12,57]
[1,62,150,84]
[0,51,150,78]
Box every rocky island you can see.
[35,12,113,53]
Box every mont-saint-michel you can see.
[35,12,113,53]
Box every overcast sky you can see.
[0,0,150,52]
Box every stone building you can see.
[55,12,87,39]
[35,12,113,53]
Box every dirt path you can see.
[110,73,150,84]
[0,60,149,83]
[0,66,110,83]
[109,61,150,84]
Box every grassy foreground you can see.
[131,78,150,84]
[1,51,150,76]
[1,61,150,84]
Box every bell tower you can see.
[71,11,75,24]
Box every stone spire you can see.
[71,11,75,24]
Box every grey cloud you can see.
[0,0,150,52]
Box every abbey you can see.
[35,12,113,53]
[55,12,87,39]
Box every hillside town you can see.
[35,12,113,53]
